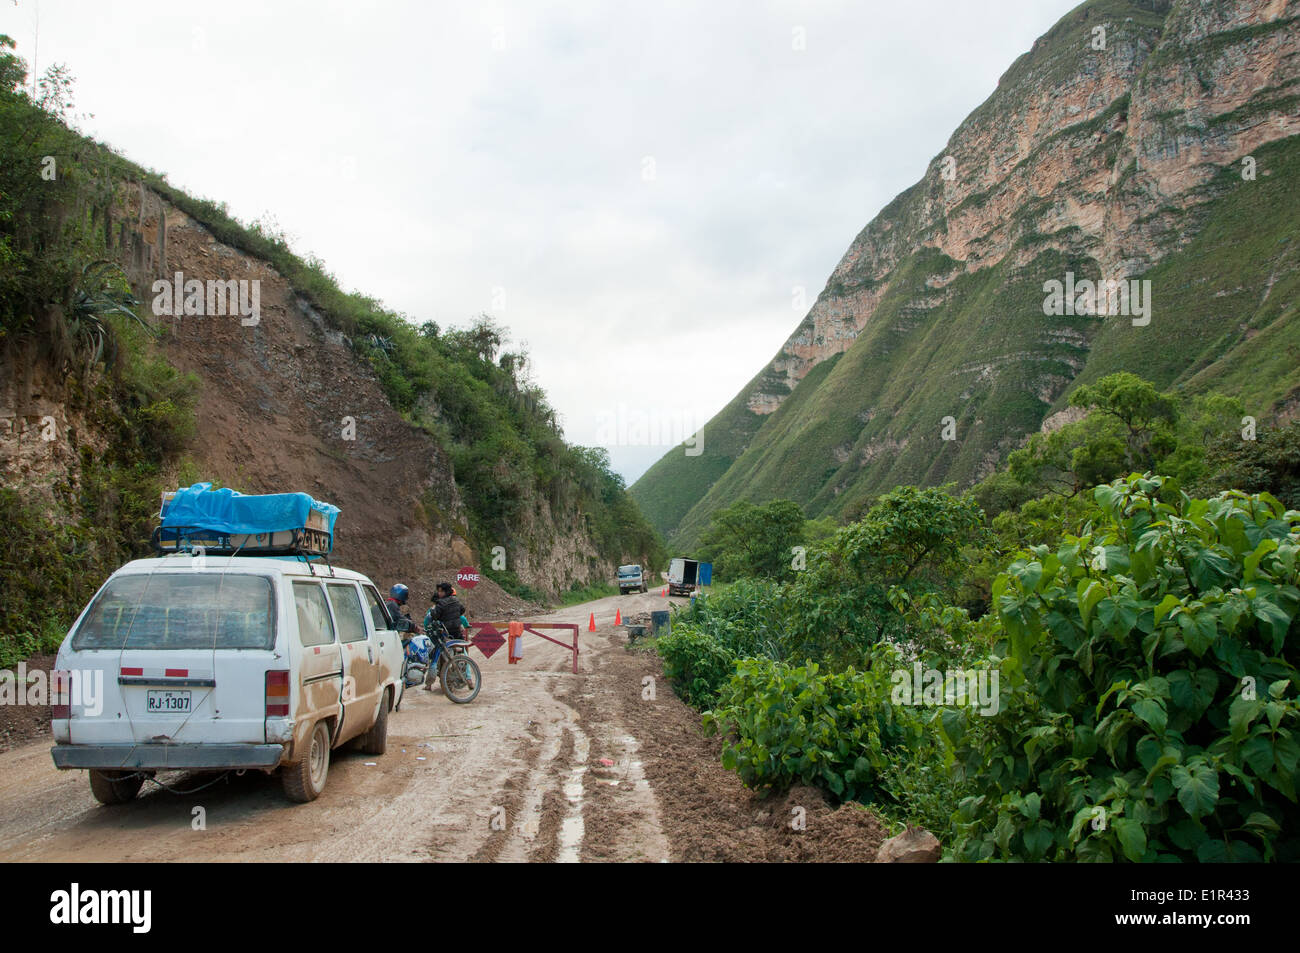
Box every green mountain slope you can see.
[633,0,1300,548]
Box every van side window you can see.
[327,583,368,643]
[293,582,336,647]
[362,585,390,630]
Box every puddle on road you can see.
[557,730,591,863]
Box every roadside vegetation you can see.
[658,373,1300,861]
[558,580,621,607]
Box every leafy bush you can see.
[656,578,788,705]
[658,628,741,708]
[670,578,787,653]
[948,475,1300,861]
[704,656,924,802]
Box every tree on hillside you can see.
[1004,373,1244,502]
[1068,371,1179,471]
[1008,414,1128,498]
[698,499,807,582]
[785,486,985,665]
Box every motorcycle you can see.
[400,621,482,704]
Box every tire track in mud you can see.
[555,634,670,863]
[467,726,543,863]
[489,685,590,863]
[527,728,573,863]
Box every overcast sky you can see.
[4,0,1079,482]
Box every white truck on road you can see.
[616,564,646,594]
[668,557,701,597]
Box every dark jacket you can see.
[428,594,466,637]
[385,598,418,634]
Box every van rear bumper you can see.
[51,743,285,770]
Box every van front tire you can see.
[89,769,144,805]
[358,690,389,755]
[283,721,331,802]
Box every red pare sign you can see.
[456,566,480,589]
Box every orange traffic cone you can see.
[615,608,622,625]
[588,612,596,632]
[661,586,667,597]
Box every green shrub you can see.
[670,577,787,655]
[784,486,985,666]
[656,578,788,705]
[704,656,924,802]
[948,474,1300,862]
[658,628,740,708]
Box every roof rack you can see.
[151,525,333,558]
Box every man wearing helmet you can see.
[385,584,421,635]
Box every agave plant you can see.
[63,260,153,370]
[366,333,394,357]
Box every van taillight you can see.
[265,670,290,717]
[51,671,71,719]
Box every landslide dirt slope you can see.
[139,194,479,598]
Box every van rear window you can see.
[72,573,275,651]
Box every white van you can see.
[49,554,405,804]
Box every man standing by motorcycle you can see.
[425,581,467,640]
[422,582,468,690]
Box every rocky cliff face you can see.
[756,0,1297,408]
[633,0,1300,546]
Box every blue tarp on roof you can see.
[160,483,340,536]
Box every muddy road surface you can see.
[0,590,684,863]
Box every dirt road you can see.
[0,591,682,862]
[0,589,888,863]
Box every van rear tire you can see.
[283,721,331,802]
[358,689,389,755]
[89,769,144,805]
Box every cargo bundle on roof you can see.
[152,482,340,557]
